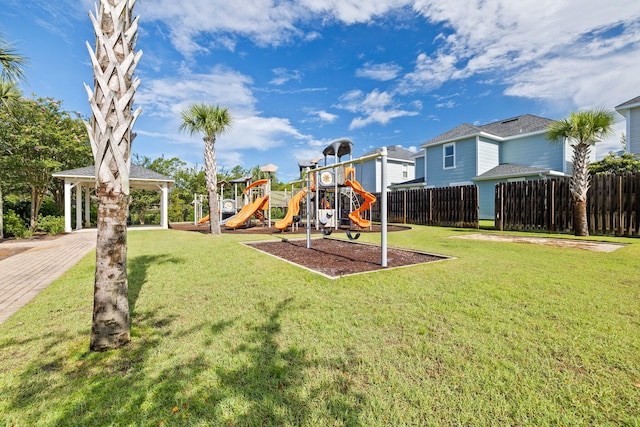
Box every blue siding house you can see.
[353,145,415,192]
[616,95,640,156]
[394,114,576,219]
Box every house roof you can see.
[389,177,425,188]
[53,164,174,184]
[360,145,416,162]
[423,114,554,147]
[615,95,640,115]
[473,163,565,181]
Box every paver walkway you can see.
[0,229,97,324]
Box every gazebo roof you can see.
[53,164,174,191]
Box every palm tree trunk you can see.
[573,199,589,237]
[0,184,3,239]
[204,138,221,234]
[570,143,591,236]
[91,189,130,350]
[85,0,141,351]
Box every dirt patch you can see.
[0,246,32,261]
[245,238,450,278]
[453,233,625,252]
[0,232,64,261]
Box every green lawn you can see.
[1,226,639,426]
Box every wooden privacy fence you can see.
[495,173,640,236]
[371,185,479,228]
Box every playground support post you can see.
[305,168,312,249]
[381,147,388,267]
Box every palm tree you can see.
[0,33,27,82]
[0,33,26,239]
[179,103,232,235]
[547,109,616,236]
[84,0,142,351]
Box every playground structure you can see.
[197,176,271,229]
[276,139,377,236]
[225,179,269,229]
[277,138,389,266]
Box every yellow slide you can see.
[275,189,307,230]
[225,195,269,229]
[345,179,376,228]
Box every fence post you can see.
[497,183,504,231]
[617,175,623,236]
[550,180,555,233]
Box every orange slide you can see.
[345,179,376,228]
[225,195,269,229]
[274,189,307,230]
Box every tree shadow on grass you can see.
[1,298,366,425]
[211,298,366,426]
[127,253,184,314]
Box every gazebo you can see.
[52,165,175,232]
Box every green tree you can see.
[588,152,640,175]
[179,103,232,235]
[0,96,90,228]
[85,0,142,351]
[547,109,616,236]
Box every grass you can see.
[1,225,639,426]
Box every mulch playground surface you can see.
[170,221,449,278]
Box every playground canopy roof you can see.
[322,138,353,159]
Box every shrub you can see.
[3,209,28,238]
[36,215,65,235]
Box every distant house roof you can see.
[389,177,425,189]
[473,163,566,181]
[423,114,554,147]
[615,95,640,115]
[360,145,416,162]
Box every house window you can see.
[402,163,408,178]
[443,143,455,169]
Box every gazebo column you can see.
[158,183,169,229]
[84,186,91,227]
[63,180,76,233]
[75,184,83,230]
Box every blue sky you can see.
[2,0,640,182]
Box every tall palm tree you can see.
[0,33,27,82]
[0,33,26,239]
[179,103,232,235]
[84,0,142,351]
[547,109,616,236]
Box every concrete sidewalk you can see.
[0,229,97,324]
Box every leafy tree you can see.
[0,96,90,228]
[179,103,232,235]
[588,152,640,175]
[85,0,142,351]
[547,109,616,236]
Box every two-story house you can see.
[615,95,640,155]
[393,114,577,219]
[353,145,416,193]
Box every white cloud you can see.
[134,66,310,159]
[308,110,339,123]
[405,0,640,110]
[356,61,403,81]
[337,89,420,129]
[270,68,303,86]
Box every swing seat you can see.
[346,230,360,240]
[322,228,333,236]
